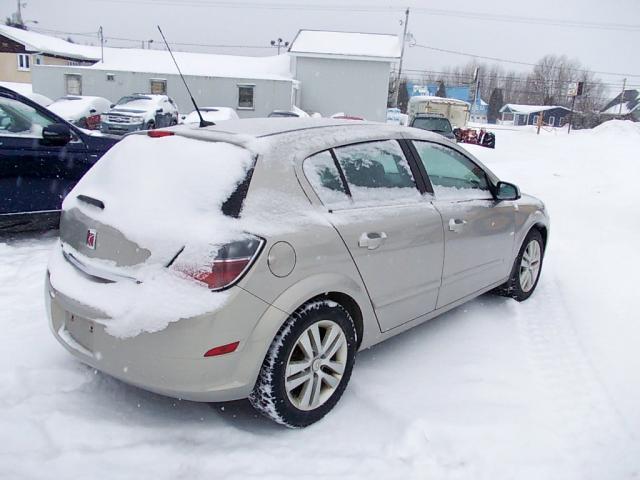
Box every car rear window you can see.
[64,134,256,249]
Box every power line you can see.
[411,43,640,78]
[87,0,640,32]
[30,26,273,49]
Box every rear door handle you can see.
[358,232,387,250]
[448,218,467,232]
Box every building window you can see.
[502,112,514,122]
[237,84,255,109]
[150,79,167,95]
[65,74,82,95]
[548,116,555,126]
[34,56,42,65]
[106,73,115,81]
[17,54,30,71]
[68,60,83,66]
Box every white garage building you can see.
[31,30,400,122]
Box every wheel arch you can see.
[532,222,548,249]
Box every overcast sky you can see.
[3,0,639,89]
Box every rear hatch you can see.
[59,132,256,277]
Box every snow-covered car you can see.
[330,112,365,120]
[181,107,239,125]
[46,118,549,428]
[100,94,179,135]
[48,96,112,130]
[268,106,310,118]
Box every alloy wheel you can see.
[519,240,541,292]
[285,320,348,411]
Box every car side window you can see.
[0,95,55,138]
[334,140,420,206]
[303,150,351,207]
[412,141,492,200]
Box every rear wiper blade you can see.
[77,194,105,210]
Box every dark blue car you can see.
[0,86,119,231]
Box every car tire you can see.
[495,228,545,302]
[249,299,357,428]
[146,121,155,130]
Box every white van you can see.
[408,96,470,128]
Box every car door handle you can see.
[448,218,467,232]
[358,232,387,250]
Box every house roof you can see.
[49,48,294,81]
[0,24,101,61]
[600,89,640,115]
[500,104,571,114]
[288,29,401,60]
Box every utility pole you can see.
[98,26,104,63]
[393,7,410,108]
[16,0,24,26]
[618,78,627,116]
[568,94,576,134]
[536,110,544,135]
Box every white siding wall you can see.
[31,65,293,118]
[293,56,391,122]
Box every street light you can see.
[270,38,289,55]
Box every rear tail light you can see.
[147,130,175,137]
[173,235,264,290]
[86,114,101,130]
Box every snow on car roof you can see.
[80,48,293,81]
[288,30,401,60]
[0,24,101,61]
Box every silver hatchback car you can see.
[46,118,549,427]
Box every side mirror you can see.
[42,123,72,146]
[110,104,115,108]
[156,108,163,113]
[181,115,186,120]
[89,108,96,114]
[496,181,521,201]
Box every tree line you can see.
[391,54,609,126]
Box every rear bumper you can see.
[46,274,273,402]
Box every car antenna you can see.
[157,25,213,128]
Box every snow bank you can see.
[590,119,640,136]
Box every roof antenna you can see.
[157,25,213,127]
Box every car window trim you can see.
[328,148,352,198]
[400,139,433,195]
[409,139,496,200]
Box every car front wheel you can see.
[496,228,545,301]
[249,300,357,428]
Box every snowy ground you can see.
[1,122,639,479]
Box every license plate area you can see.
[66,315,94,352]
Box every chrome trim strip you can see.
[62,248,137,283]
